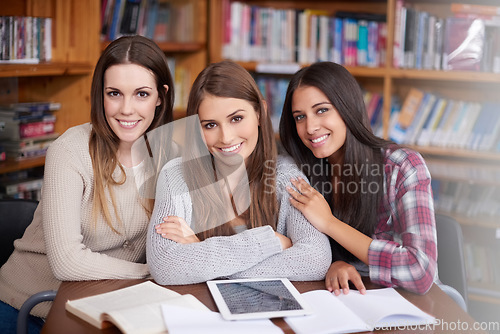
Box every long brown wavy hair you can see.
[89,35,174,233]
[185,60,278,240]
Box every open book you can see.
[65,281,209,334]
[284,287,436,334]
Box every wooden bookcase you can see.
[0,0,208,174]
[0,0,101,175]
[100,0,208,120]
[208,0,500,321]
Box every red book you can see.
[19,119,55,139]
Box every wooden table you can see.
[42,279,483,334]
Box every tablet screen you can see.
[207,278,312,320]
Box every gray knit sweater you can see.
[147,155,332,285]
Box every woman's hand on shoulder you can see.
[155,216,200,244]
[326,261,366,296]
[287,177,335,234]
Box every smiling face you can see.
[198,95,260,164]
[103,64,161,151]
[292,85,347,164]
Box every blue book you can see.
[144,0,158,39]
[479,102,500,151]
[357,20,368,66]
[333,17,343,64]
[108,0,122,40]
[468,103,489,150]
[415,11,429,70]
[367,21,379,67]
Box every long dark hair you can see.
[279,62,393,260]
[89,35,174,232]
[185,60,278,241]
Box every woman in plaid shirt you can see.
[279,62,438,295]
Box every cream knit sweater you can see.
[0,123,150,318]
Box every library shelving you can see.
[0,0,100,179]
[0,0,209,196]
[208,0,500,323]
[100,0,208,117]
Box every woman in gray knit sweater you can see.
[147,61,331,285]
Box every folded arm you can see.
[146,165,283,285]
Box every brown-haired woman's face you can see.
[291,86,347,163]
[103,64,162,149]
[198,95,259,165]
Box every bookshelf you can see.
[208,0,500,323]
[100,0,208,117]
[0,0,100,178]
[0,0,209,197]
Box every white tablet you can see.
[207,278,313,320]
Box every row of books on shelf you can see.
[0,16,52,63]
[0,178,42,201]
[255,76,289,132]
[394,1,500,72]
[252,75,387,135]
[101,0,195,43]
[0,101,60,161]
[389,88,500,152]
[0,167,43,201]
[464,242,500,286]
[222,1,387,66]
[432,179,500,219]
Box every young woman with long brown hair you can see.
[0,35,174,333]
[147,60,331,285]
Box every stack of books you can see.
[0,101,61,161]
[0,166,44,200]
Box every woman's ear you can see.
[156,85,169,106]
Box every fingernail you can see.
[343,288,349,294]
[360,288,366,295]
[334,289,340,296]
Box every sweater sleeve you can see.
[43,128,149,280]
[229,157,332,280]
[368,149,437,294]
[147,160,283,285]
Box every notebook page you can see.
[284,290,370,334]
[337,288,435,329]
